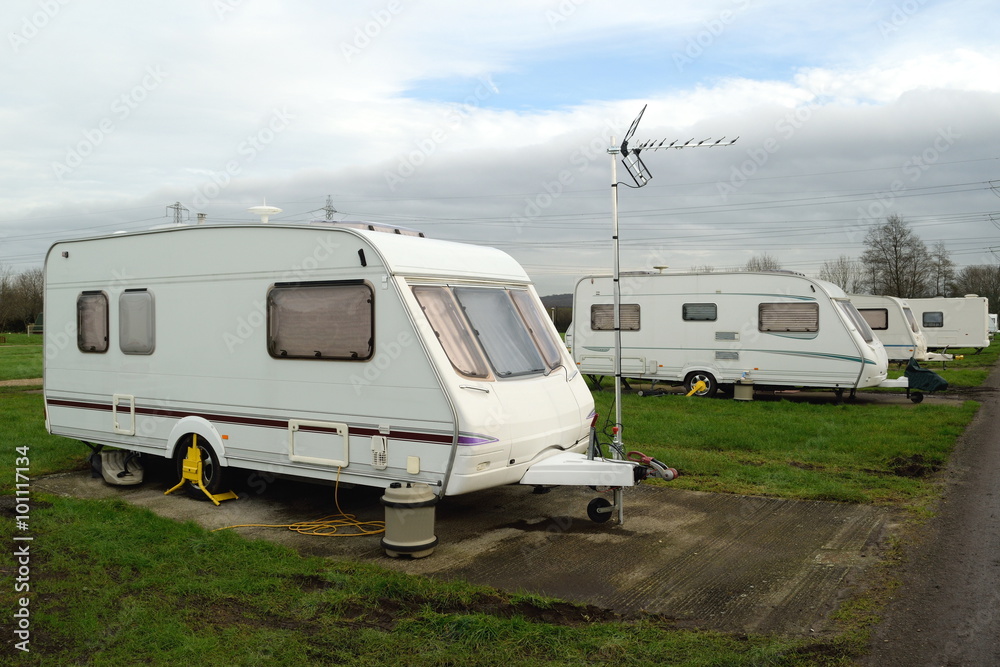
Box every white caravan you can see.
[849,295,928,362]
[990,313,998,337]
[568,271,888,397]
[905,295,991,350]
[44,223,654,506]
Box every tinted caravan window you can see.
[758,302,818,333]
[267,281,373,360]
[77,291,109,353]
[922,311,944,328]
[590,304,640,331]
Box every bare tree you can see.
[6,268,44,331]
[928,241,956,297]
[744,253,782,272]
[818,255,865,293]
[952,264,1000,311]
[860,214,932,297]
[691,265,715,273]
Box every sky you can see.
[2,0,999,296]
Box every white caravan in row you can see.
[849,294,927,362]
[44,223,652,506]
[567,271,888,397]
[905,295,991,350]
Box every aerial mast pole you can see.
[605,106,737,524]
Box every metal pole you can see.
[609,137,625,525]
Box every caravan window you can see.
[758,302,818,333]
[412,285,563,379]
[683,303,717,321]
[591,304,640,331]
[77,291,109,353]
[922,311,944,328]
[858,308,888,330]
[119,289,155,355]
[412,286,490,378]
[509,289,564,370]
[902,308,920,333]
[454,288,546,377]
[836,301,876,342]
[267,281,373,361]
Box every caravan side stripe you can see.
[44,397,497,446]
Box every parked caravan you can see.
[905,295,991,350]
[990,313,998,337]
[568,271,888,397]
[44,223,660,509]
[849,294,927,362]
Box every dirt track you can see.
[860,364,1000,666]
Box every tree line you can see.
[0,267,43,332]
[741,214,999,309]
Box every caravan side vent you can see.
[715,331,738,341]
[715,351,739,361]
[371,436,388,470]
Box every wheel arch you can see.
[167,416,228,466]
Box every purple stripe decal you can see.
[44,397,493,447]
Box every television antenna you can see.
[602,105,737,524]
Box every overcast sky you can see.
[2,0,998,295]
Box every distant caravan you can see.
[567,271,888,397]
[849,294,928,362]
[905,295,991,351]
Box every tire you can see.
[173,434,225,499]
[684,371,718,397]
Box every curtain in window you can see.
[455,288,545,377]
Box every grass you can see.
[592,392,977,507]
[0,332,43,382]
[2,334,995,665]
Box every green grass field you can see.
[2,334,995,665]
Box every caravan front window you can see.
[454,288,546,377]
[412,285,562,379]
[903,308,920,333]
[836,300,876,343]
[412,286,489,378]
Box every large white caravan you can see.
[44,223,655,507]
[568,271,888,396]
[849,294,927,362]
[905,295,991,350]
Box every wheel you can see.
[684,371,718,397]
[587,497,613,523]
[910,392,925,404]
[173,434,225,499]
